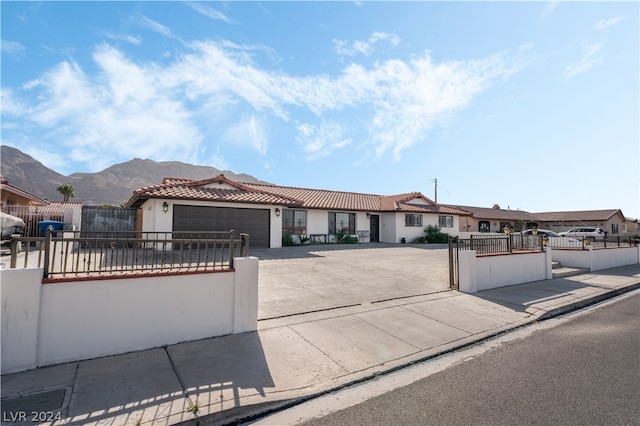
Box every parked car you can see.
[559,227,606,240]
[519,228,583,248]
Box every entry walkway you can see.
[1,264,639,426]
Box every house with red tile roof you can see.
[126,174,469,248]
[447,204,541,235]
[0,175,49,207]
[446,203,635,239]
[533,209,629,237]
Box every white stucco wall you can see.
[591,247,639,270]
[307,209,328,236]
[388,213,459,244]
[553,246,639,271]
[140,200,462,247]
[459,249,552,293]
[0,268,43,374]
[1,258,259,373]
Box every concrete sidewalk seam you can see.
[163,346,198,423]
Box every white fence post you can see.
[233,257,259,333]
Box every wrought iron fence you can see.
[7,230,249,280]
[455,234,544,255]
[451,233,637,256]
[587,235,638,249]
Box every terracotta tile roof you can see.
[127,174,470,215]
[533,209,623,222]
[447,205,540,221]
[243,183,382,211]
[129,176,301,207]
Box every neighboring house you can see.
[0,176,82,236]
[533,209,629,237]
[0,175,49,208]
[447,204,541,235]
[625,217,639,236]
[126,174,468,248]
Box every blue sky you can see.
[2,1,638,218]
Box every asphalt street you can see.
[274,291,640,426]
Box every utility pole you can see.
[432,178,438,203]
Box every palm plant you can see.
[56,184,75,202]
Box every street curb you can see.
[537,281,640,321]
[187,282,640,426]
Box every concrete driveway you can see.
[250,243,450,320]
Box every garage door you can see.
[173,205,270,248]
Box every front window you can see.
[479,221,490,233]
[405,214,423,227]
[283,210,307,235]
[611,223,619,234]
[438,216,453,228]
[329,212,355,235]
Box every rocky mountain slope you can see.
[0,145,268,205]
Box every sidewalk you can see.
[2,264,639,426]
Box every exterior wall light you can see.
[162,201,169,214]
[275,208,281,217]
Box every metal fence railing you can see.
[587,235,638,249]
[450,233,638,257]
[458,234,543,255]
[7,230,249,280]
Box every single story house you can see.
[1,175,49,208]
[126,174,468,248]
[446,204,541,235]
[533,209,629,237]
[446,203,636,239]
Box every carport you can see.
[252,243,450,320]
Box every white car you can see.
[559,227,606,240]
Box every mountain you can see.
[0,145,269,205]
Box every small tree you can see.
[56,184,76,202]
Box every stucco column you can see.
[458,250,477,294]
[233,257,259,333]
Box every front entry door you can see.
[369,215,380,242]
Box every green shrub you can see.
[424,225,448,243]
[282,232,295,246]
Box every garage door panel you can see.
[173,205,270,248]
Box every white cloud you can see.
[0,89,26,115]
[186,2,233,24]
[223,115,268,155]
[6,39,518,170]
[333,32,401,57]
[296,121,351,160]
[1,40,25,56]
[564,42,603,81]
[137,15,175,39]
[19,44,202,170]
[594,17,624,31]
[103,32,142,46]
